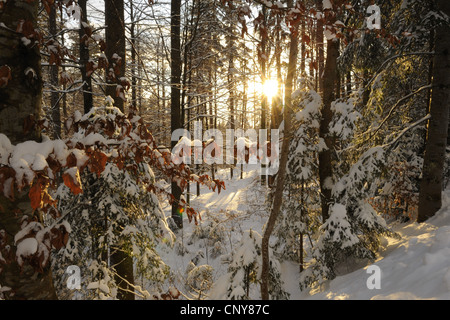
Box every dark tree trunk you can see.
[272,15,283,131]
[105,0,125,112]
[79,0,94,114]
[316,0,324,93]
[259,7,268,185]
[418,0,450,223]
[170,0,183,229]
[260,0,299,299]
[49,4,61,138]
[129,0,137,110]
[104,0,134,299]
[228,22,236,180]
[319,39,339,222]
[0,0,57,300]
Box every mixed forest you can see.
[0,0,449,300]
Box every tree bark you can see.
[259,7,268,185]
[104,0,134,299]
[319,39,339,222]
[0,2,41,145]
[417,0,450,223]
[228,19,236,180]
[260,2,299,299]
[105,0,125,112]
[79,0,93,114]
[0,193,57,299]
[272,15,283,131]
[170,0,183,229]
[49,4,61,138]
[316,0,324,93]
[0,0,57,299]
[130,0,137,110]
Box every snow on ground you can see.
[299,191,450,300]
[159,166,450,300]
[159,166,268,297]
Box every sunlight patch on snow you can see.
[159,163,450,300]
[300,190,450,300]
[325,292,350,300]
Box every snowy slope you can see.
[160,167,450,300]
[159,166,269,298]
[298,191,450,300]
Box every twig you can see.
[360,84,432,146]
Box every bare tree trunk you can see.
[228,22,236,180]
[260,1,299,299]
[49,5,61,138]
[299,178,305,273]
[104,0,134,299]
[418,0,450,223]
[268,17,283,187]
[129,0,137,110]
[170,0,183,229]
[105,0,125,112]
[319,39,339,222]
[272,15,283,131]
[137,39,143,116]
[0,192,57,299]
[0,0,57,300]
[300,19,306,75]
[79,0,93,114]
[60,7,68,118]
[316,0,324,93]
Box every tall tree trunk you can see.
[316,0,324,93]
[300,19,306,75]
[268,17,283,187]
[259,7,268,185]
[104,0,134,299]
[105,0,125,112]
[49,4,61,138]
[228,22,236,180]
[60,7,68,118]
[417,0,450,223]
[0,0,57,300]
[130,0,137,110]
[319,39,339,222]
[170,0,183,229]
[79,0,93,114]
[260,1,299,299]
[272,15,283,131]
[300,178,305,272]
[137,39,143,116]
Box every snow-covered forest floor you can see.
[159,166,450,300]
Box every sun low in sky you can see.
[262,79,279,101]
